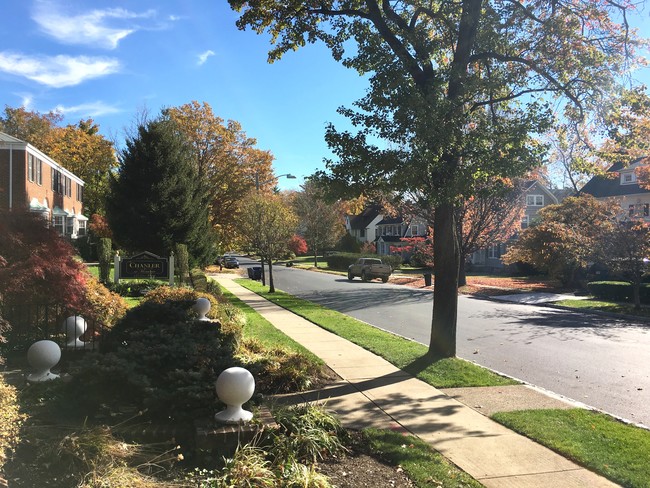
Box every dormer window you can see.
[621,172,636,185]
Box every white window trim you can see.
[621,172,636,185]
[526,194,544,206]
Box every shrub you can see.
[587,281,650,304]
[0,208,87,310]
[67,299,242,423]
[98,238,113,284]
[189,268,208,292]
[0,376,25,470]
[82,273,128,330]
[236,338,326,393]
[337,233,361,253]
[110,279,164,297]
[175,243,189,285]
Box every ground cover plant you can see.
[492,409,650,488]
[235,279,515,388]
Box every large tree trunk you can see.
[633,280,641,310]
[430,202,459,358]
[260,256,266,286]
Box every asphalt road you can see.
[240,258,650,427]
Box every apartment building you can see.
[0,131,87,238]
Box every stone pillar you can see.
[113,252,121,284]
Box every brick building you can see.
[0,131,87,238]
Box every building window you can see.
[526,194,544,206]
[629,204,636,217]
[488,244,501,259]
[78,220,87,236]
[36,158,42,184]
[621,172,636,185]
[53,215,64,234]
[521,215,529,229]
[76,184,83,202]
[28,154,34,182]
[411,225,419,236]
[52,169,62,193]
[66,217,74,235]
[359,228,366,238]
[644,204,649,217]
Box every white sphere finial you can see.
[193,297,211,321]
[63,315,88,349]
[27,340,61,382]
[214,367,255,424]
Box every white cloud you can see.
[0,52,120,88]
[54,101,121,117]
[17,93,34,109]
[32,1,156,49]
[197,50,215,66]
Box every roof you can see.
[0,131,26,144]
[349,204,382,230]
[377,216,404,225]
[580,157,649,198]
[376,235,403,243]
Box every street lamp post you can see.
[254,172,296,286]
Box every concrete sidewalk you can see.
[214,275,618,488]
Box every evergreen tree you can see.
[106,117,215,266]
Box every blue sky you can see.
[1,1,649,191]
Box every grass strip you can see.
[492,409,650,488]
[217,284,325,366]
[362,428,483,488]
[555,299,650,319]
[235,279,515,388]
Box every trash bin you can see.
[247,267,253,279]
[423,273,432,287]
[250,267,262,280]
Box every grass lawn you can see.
[492,409,650,488]
[555,298,650,319]
[218,285,326,365]
[363,429,483,488]
[235,278,515,388]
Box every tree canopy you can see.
[106,116,215,266]
[230,0,641,357]
[165,101,275,250]
[0,106,117,216]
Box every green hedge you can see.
[326,253,402,271]
[587,281,650,304]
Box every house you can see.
[375,216,427,256]
[0,131,87,238]
[346,204,428,256]
[345,204,383,245]
[470,180,572,271]
[580,157,650,221]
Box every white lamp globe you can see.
[193,297,211,321]
[214,367,255,424]
[63,315,88,348]
[27,340,61,382]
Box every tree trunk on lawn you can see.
[313,243,318,268]
[260,256,266,285]
[268,261,275,293]
[430,202,459,358]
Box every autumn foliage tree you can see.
[288,235,308,256]
[503,195,618,286]
[165,101,275,250]
[456,179,525,285]
[597,220,650,310]
[292,180,345,267]
[231,0,641,357]
[0,107,117,216]
[0,209,87,310]
[239,194,298,292]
